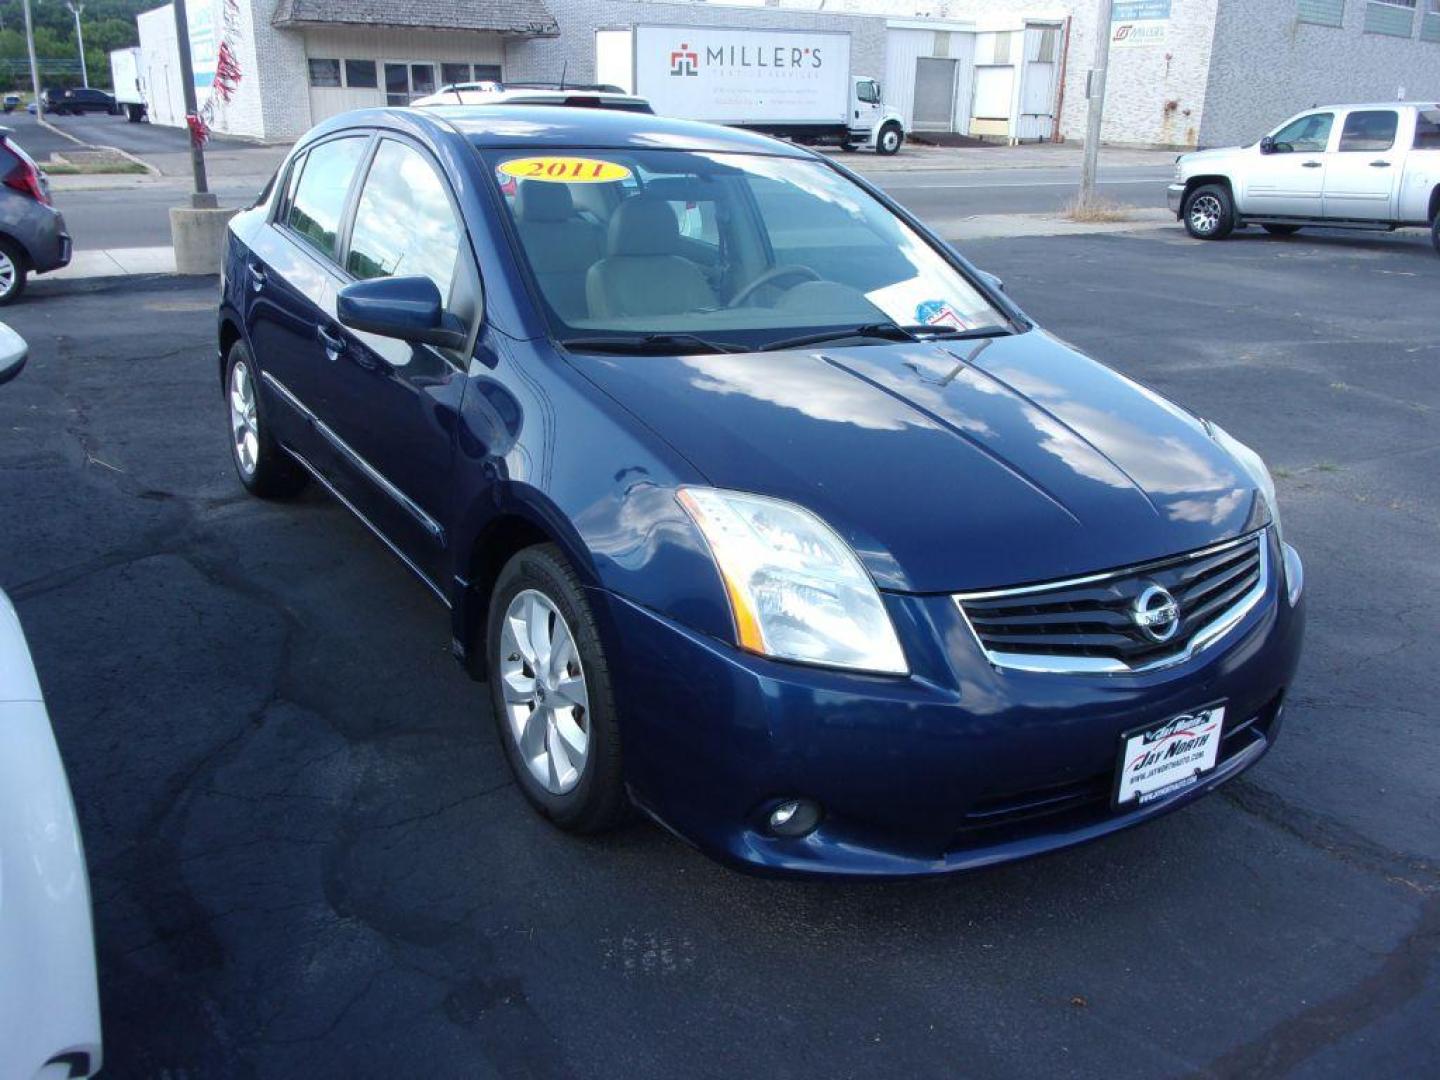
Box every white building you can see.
[136,0,1440,149]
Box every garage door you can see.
[972,65,1014,122]
[912,57,957,131]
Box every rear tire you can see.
[487,544,628,834]
[1262,224,1301,237]
[0,237,28,306]
[1183,183,1234,240]
[224,340,307,498]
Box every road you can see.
[1,228,1436,1077]
[4,111,1174,251]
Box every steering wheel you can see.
[728,264,822,308]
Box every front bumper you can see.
[600,537,1305,879]
[1167,182,1186,216]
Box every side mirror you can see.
[0,322,28,386]
[1259,136,1275,155]
[336,275,468,351]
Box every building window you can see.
[308,59,341,88]
[993,32,1012,64]
[1364,0,1417,36]
[410,63,437,97]
[442,63,472,86]
[345,60,378,89]
[475,64,502,82]
[1422,0,1440,41]
[1035,27,1058,61]
[1297,0,1345,26]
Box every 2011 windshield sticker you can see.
[498,157,632,184]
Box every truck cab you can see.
[849,76,906,155]
[1170,102,1440,253]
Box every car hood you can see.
[1180,145,1246,169]
[566,331,1264,593]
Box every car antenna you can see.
[559,61,567,91]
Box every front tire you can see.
[1262,224,1301,237]
[876,122,903,156]
[0,238,28,306]
[487,544,627,834]
[1183,183,1235,240]
[224,341,307,498]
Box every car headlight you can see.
[1206,421,1282,543]
[677,487,908,675]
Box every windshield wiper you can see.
[901,324,1014,341]
[758,322,919,353]
[559,333,750,355]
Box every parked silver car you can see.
[1169,102,1440,254]
[0,127,71,303]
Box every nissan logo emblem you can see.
[1132,584,1181,643]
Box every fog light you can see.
[768,798,822,838]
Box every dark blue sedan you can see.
[218,106,1305,878]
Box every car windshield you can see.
[483,148,1008,350]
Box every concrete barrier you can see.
[169,206,238,275]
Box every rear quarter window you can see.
[1414,109,1440,150]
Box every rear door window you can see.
[284,136,368,261]
[1337,110,1398,153]
[345,139,464,300]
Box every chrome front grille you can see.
[955,531,1269,674]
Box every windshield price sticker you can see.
[1115,704,1224,807]
[499,157,632,184]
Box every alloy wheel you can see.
[1189,194,1222,235]
[498,589,590,795]
[229,359,259,477]
[0,249,17,299]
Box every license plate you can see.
[1114,704,1225,808]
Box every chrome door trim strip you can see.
[952,532,1270,676]
[260,370,444,542]
[281,444,451,608]
[951,529,1263,602]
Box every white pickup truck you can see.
[1169,102,1440,254]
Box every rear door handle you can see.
[246,262,267,290]
[1300,160,1322,168]
[1369,160,1392,168]
[316,325,346,361]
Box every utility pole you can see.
[66,3,89,88]
[22,0,42,121]
[171,0,215,209]
[1078,0,1115,208]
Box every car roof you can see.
[1305,101,1439,111]
[417,104,813,156]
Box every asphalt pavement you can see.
[1,225,1436,1077]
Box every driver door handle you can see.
[1369,160,1393,168]
[1300,160,1322,168]
[316,325,346,361]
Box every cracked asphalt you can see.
[3,223,1438,1078]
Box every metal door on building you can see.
[383,62,437,106]
[912,57,958,131]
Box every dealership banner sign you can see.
[634,25,852,125]
[1112,0,1170,49]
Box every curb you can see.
[37,115,161,177]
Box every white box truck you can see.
[597,26,907,154]
[109,46,146,122]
